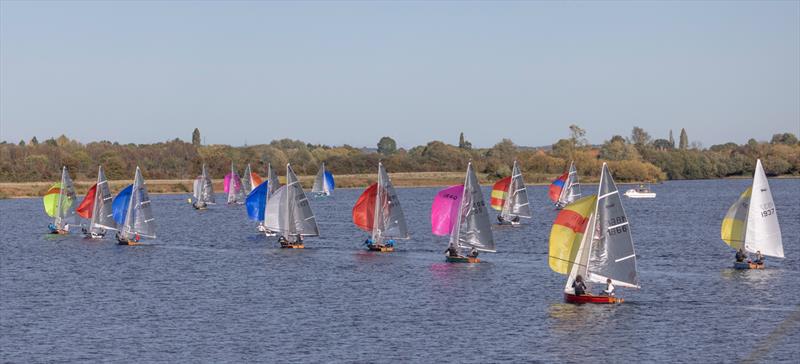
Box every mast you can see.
[89,166,102,230]
[449,163,470,250]
[372,163,384,242]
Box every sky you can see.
[1,1,798,148]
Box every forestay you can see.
[500,160,532,220]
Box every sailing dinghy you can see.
[76,166,117,238]
[431,162,495,263]
[43,166,79,234]
[721,159,783,269]
[191,164,215,209]
[549,161,581,209]
[549,163,639,304]
[311,162,335,196]
[257,163,281,235]
[352,162,410,252]
[263,164,319,248]
[113,167,156,245]
[224,163,245,204]
[490,160,532,225]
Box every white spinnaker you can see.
[744,159,783,258]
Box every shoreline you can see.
[1,172,797,199]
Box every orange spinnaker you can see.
[76,183,97,219]
[251,172,263,187]
[352,183,377,232]
[490,176,511,211]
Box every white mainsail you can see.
[558,161,582,207]
[193,164,215,205]
[372,162,410,243]
[744,159,783,258]
[500,160,532,221]
[55,166,80,229]
[89,166,117,233]
[450,162,495,252]
[242,164,254,193]
[226,163,245,204]
[121,167,156,240]
[312,162,332,195]
[264,164,320,237]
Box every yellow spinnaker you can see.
[43,183,62,217]
[548,195,597,275]
[721,187,751,250]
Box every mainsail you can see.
[76,166,117,234]
[721,159,783,258]
[43,166,79,229]
[242,164,254,193]
[225,163,245,204]
[312,162,335,195]
[584,163,639,288]
[490,160,532,221]
[549,161,581,208]
[352,162,409,243]
[193,164,215,205]
[120,167,156,240]
[432,162,495,252]
[264,164,320,237]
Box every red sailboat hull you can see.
[564,293,623,304]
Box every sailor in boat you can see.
[468,247,479,258]
[735,248,747,263]
[192,201,207,210]
[601,278,615,296]
[115,231,140,245]
[278,235,289,248]
[496,215,520,225]
[572,275,587,296]
[81,226,106,238]
[49,223,70,234]
[752,251,764,266]
[445,245,460,258]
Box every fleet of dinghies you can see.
[42,158,789,304]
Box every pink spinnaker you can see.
[224,173,242,194]
[431,185,464,236]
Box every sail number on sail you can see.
[608,215,628,235]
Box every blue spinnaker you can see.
[324,171,335,191]
[246,181,268,222]
[112,184,133,225]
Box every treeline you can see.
[0,127,798,183]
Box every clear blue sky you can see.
[1,1,798,148]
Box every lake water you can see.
[1,179,798,362]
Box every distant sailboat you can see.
[191,164,215,209]
[252,163,282,234]
[76,166,117,238]
[113,167,156,245]
[549,163,639,304]
[224,162,245,204]
[431,162,495,263]
[242,163,263,194]
[311,162,335,196]
[352,162,409,252]
[721,159,783,269]
[490,160,532,225]
[263,164,320,248]
[43,166,79,234]
[549,161,581,209]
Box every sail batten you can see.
[119,167,156,240]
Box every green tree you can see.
[630,126,651,146]
[29,136,39,146]
[458,132,472,150]
[569,124,587,147]
[679,128,689,149]
[192,128,201,146]
[770,133,798,145]
[18,140,25,147]
[377,136,397,155]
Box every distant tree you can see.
[192,128,201,146]
[771,133,798,145]
[668,130,674,148]
[377,136,397,155]
[600,136,640,161]
[18,140,25,147]
[458,132,472,150]
[652,139,673,151]
[679,128,689,149]
[630,126,651,146]
[29,136,39,146]
[569,124,587,147]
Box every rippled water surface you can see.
[2,179,799,362]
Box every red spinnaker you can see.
[76,183,97,219]
[352,183,377,232]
